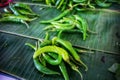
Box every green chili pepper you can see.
[57,30,63,38]
[48,52,82,80]
[68,62,83,80]
[57,0,64,9]
[44,32,50,40]
[25,43,36,50]
[14,3,33,13]
[17,9,38,16]
[52,37,88,71]
[39,55,46,66]
[48,53,69,80]
[95,0,111,7]
[39,32,52,47]
[33,58,60,75]
[73,15,87,40]
[40,9,71,23]
[59,61,69,80]
[51,0,55,3]
[9,3,20,16]
[1,13,12,17]
[73,0,86,3]
[33,45,70,63]
[42,53,62,65]
[0,16,30,28]
[40,40,52,47]
[32,0,43,2]
[45,0,52,6]
[55,0,61,7]
[50,22,75,30]
[33,45,81,73]
[0,15,37,22]
[61,0,67,11]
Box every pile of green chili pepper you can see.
[0,3,38,28]
[26,33,88,80]
[24,0,119,80]
[32,0,114,11]
[43,15,92,40]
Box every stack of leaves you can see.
[0,3,39,28]
[26,34,88,80]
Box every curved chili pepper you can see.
[0,15,37,22]
[39,55,46,66]
[9,3,20,16]
[52,37,88,71]
[14,3,33,12]
[42,53,62,65]
[57,0,64,9]
[61,0,67,11]
[40,40,52,47]
[55,0,61,7]
[40,9,71,23]
[17,9,38,16]
[51,0,55,3]
[59,61,69,80]
[0,16,30,28]
[33,45,70,63]
[51,22,75,30]
[25,43,36,50]
[95,0,111,7]
[33,58,60,75]
[45,0,51,6]
[48,52,69,80]
[48,52,83,80]
[73,0,86,3]
[34,45,82,73]
[73,15,87,40]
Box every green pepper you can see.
[40,40,52,47]
[17,9,38,17]
[73,0,86,3]
[95,0,111,7]
[40,9,71,23]
[33,58,60,75]
[9,3,20,16]
[52,37,88,71]
[42,53,62,65]
[25,43,36,50]
[45,0,52,6]
[59,61,69,80]
[33,45,70,63]
[14,3,33,13]
[1,15,37,21]
[0,15,30,28]
[50,22,75,30]
[73,15,87,40]
[48,52,69,80]
[57,0,64,9]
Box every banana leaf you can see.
[0,1,120,80]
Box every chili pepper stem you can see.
[67,61,83,80]
[25,43,36,51]
[87,29,97,34]
[76,69,83,80]
[57,30,63,38]
[21,20,29,28]
[78,60,88,71]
